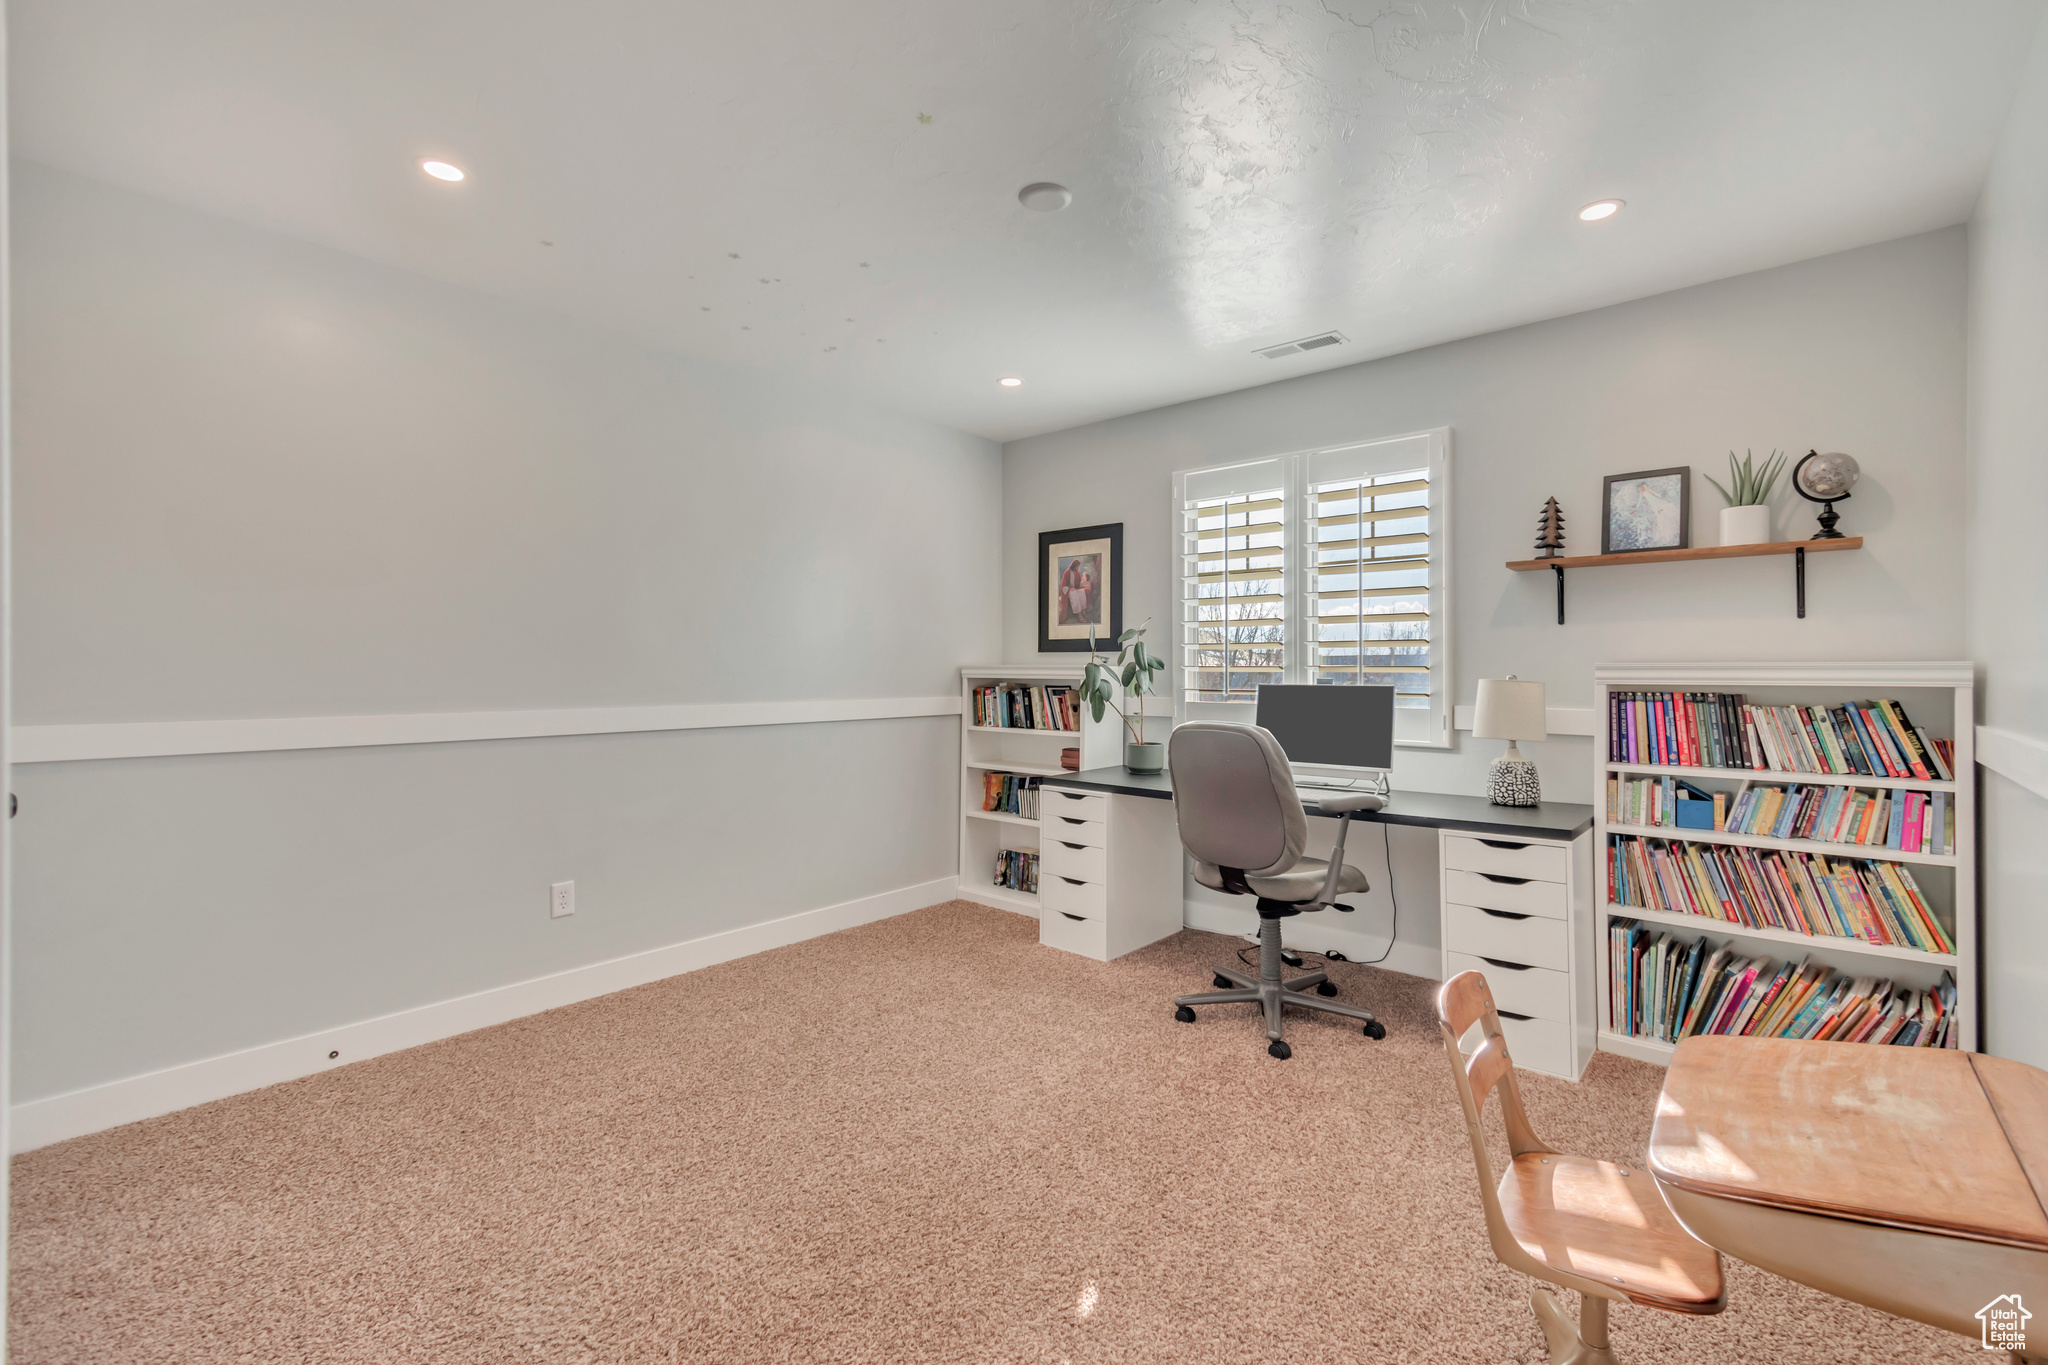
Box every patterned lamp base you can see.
[1486,750,1542,807]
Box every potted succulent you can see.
[1706,448,1786,547]
[1081,622,1169,773]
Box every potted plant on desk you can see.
[1081,623,1168,773]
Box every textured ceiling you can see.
[11,1,2042,441]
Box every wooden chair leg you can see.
[1532,1288,1620,1365]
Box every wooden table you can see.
[1648,1036,2048,1357]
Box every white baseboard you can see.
[1180,900,1442,982]
[9,875,956,1153]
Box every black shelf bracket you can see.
[1553,563,1566,624]
[1796,546,1806,618]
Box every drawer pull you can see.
[1058,791,1089,800]
[1479,956,1533,972]
[1479,839,1530,850]
[1497,1009,1535,1021]
[1060,876,1087,886]
[1060,816,1088,825]
[1480,908,1532,921]
[1061,912,1087,922]
[1478,872,1531,885]
[1060,841,1087,849]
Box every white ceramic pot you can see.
[1720,503,1772,546]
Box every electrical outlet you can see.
[551,881,575,918]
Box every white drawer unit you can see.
[1042,874,1106,917]
[1442,834,1567,884]
[1439,827,1593,1082]
[1445,950,1570,1023]
[1043,814,1106,847]
[1042,788,1107,820]
[1032,775,1184,964]
[1497,1013,1573,1079]
[1443,868,1566,920]
[1444,902,1568,972]
[1040,905,1109,959]
[1041,838,1106,884]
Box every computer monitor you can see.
[1254,684,1395,774]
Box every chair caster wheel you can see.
[1268,1040,1292,1060]
[1174,1006,1196,1023]
[1213,974,1234,989]
[1363,1021,1387,1040]
[1316,982,1338,997]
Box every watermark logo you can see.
[1980,1294,2031,1352]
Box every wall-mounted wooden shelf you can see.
[1507,537,1862,622]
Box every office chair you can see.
[1437,970,1724,1363]
[1167,722,1388,1059]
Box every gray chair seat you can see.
[1193,857,1370,902]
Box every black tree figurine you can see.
[1534,497,1566,557]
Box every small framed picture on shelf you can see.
[1038,522,1122,653]
[1601,466,1691,554]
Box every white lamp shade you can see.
[1474,677,1546,742]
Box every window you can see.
[1174,429,1451,748]
[1177,459,1286,704]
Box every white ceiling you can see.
[11,1,2041,443]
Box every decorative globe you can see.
[1796,451,1860,500]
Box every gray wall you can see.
[1966,16,2048,1067]
[1003,229,1969,958]
[9,163,999,1102]
[1003,229,1969,801]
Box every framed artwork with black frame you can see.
[1038,522,1123,653]
[1601,467,1691,554]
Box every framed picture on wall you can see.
[1038,523,1123,653]
[1601,467,1691,553]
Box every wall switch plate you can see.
[551,881,575,918]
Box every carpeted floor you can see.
[10,900,1979,1363]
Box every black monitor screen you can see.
[1254,684,1395,771]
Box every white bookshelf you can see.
[957,665,1123,916]
[1592,662,1977,1062]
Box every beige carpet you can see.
[10,900,1979,1364]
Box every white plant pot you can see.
[1720,504,1772,547]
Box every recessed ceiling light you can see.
[420,159,466,182]
[1017,183,1072,213]
[1578,198,1622,222]
[999,377,1023,388]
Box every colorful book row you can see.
[1722,783,1952,855]
[1609,919,1956,1049]
[1606,690,1955,780]
[993,848,1039,894]
[1607,834,1954,955]
[1609,775,1954,856]
[981,772,1042,820]
[973,684,1078,731]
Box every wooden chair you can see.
[1437,970,1726,1364]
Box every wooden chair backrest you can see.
[1436,970,1556,1279]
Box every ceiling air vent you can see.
[1255,331,1348,360]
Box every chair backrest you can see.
[1167,723,1307,878]
[1436,970,1555,1277]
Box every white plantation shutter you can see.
[1178,460,1286,709]
[1173,431,1451,748]
[1305,431,1449,746]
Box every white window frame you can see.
[1171,427,1452,750]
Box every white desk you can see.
[1037,767,1598,1078]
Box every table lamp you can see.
[1475,676,1546,807]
